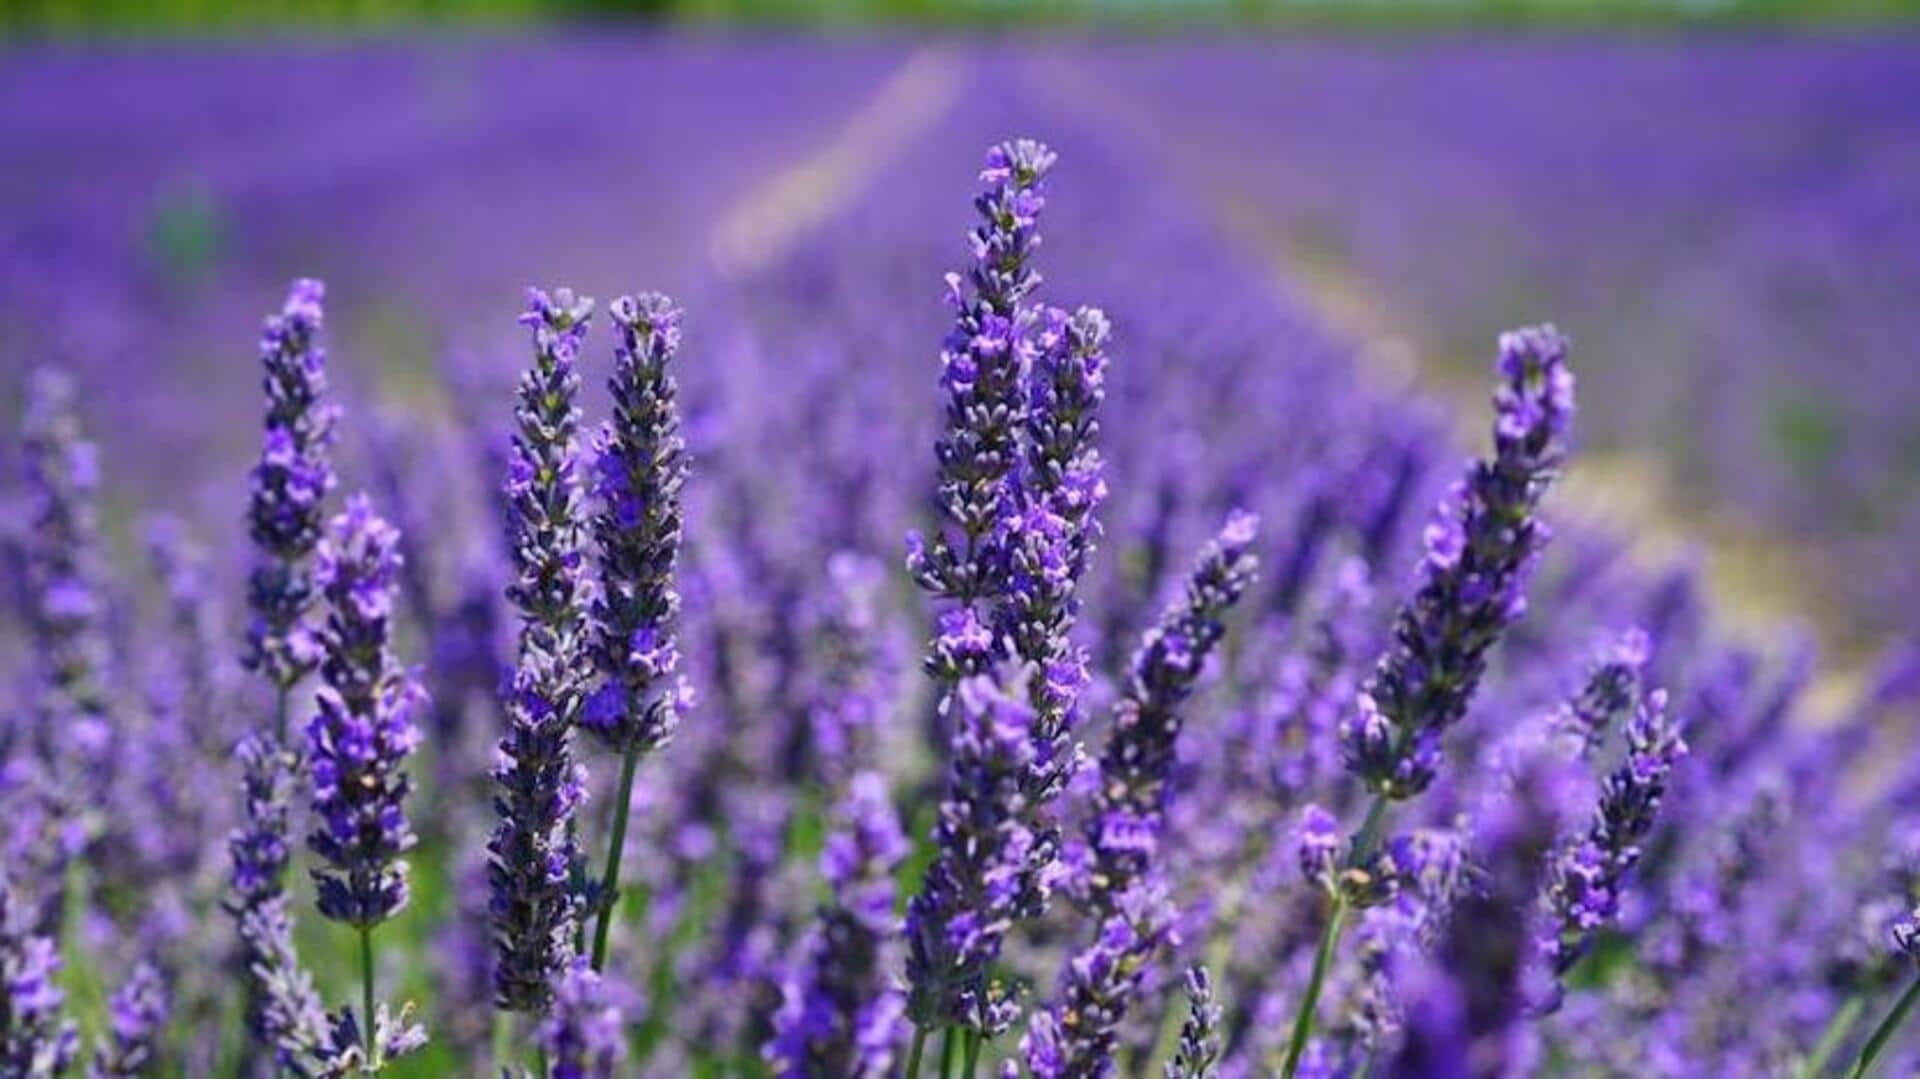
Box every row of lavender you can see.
[3,46,1920,1079]
[1061,38,1920,643]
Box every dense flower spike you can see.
[905,672,1044,1036]
[1342,325,1574,800]
[538,962,631,1079]
[225,735,330,1068]
[92,962,168,1077]
[1022,880,1175,1078]
[19,367,113,765]
[488,287,594,1013]
[244,278,339,696]
[582,291,691,754]
[0,875,77,1077]
[1081,511,1259,910]
[1539,687,1687,996]
[907,139,1058,671]
[307,495,424,928]
[1165,966,1222,1079]
[766,773,909,1077]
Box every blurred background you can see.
[5,1,1915,664]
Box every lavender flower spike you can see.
[0,875,77,1077]
[1540,687,1687,1002]
[1552,628,1650,759]
[907,139,1057,675]
[308,493,424,929]
[225,735,330,1068]
[92,962,168,1076]
[245,278,339,705]
[1342,325,1575,800]
[766,772,909,1078]
[20,367,114,764]
[489,287,594,1013]
[906,671,1044,1037]
[1081,511,1259,912]
[1165,966,1222,1079]
[1021,880,1175,1079]
[581,292,690,754]
[539,962,632,1079]
[580,291,691,971]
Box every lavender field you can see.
[2,35,1918,1078]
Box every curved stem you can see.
[962,1029,982,1078]
[1803,994,1864,1079]
[491,1013,514,1072]
[591,743,644,971]
[906,1026,930,1078]
[1850,973,1920,1079]
[359,926,378,1072]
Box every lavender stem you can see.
[359,926,377,1071]
[907,1026,929,1077]
[1849,973,1920,1079]
[1804,994,1865,1078]
[590,742,643,971]
[1281,892,1349,1079]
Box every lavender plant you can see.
[1283,325,1575,1076]
[580,291,692,971]
[488,287,594,1017]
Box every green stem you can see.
[906,1026,930,1078]
[491,1013,514,1072]
[1850,973,1920,1079]
[591,743,644,971]
[1281,897,1348,1078]
[962,1029,982,1078]
[359,926,379,1072]
[939,1026,961,1079]
[1803,994,1865,1079]
[1280,794,1391,1079]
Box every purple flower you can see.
[539,962,633,1079]
[0,874,77,1077]
[1165,966,1222,1079]
[906,673,1044,1036]
[582,292,690,756]
[1341,326,1575,800]
[766,772,908,1078]
[92,962,168,1076]
[1021,880,1175,1078]
[1539,687,1687,1002]
[489,286,594,1013]
[307,494,424,928]
[244,278,339,696]
[1081,512,1259,911]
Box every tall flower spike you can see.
[20,367,113,762]
[225,735,330,1067]
[905,672,1044,1036]
[244,278,338,697]
[539,962,632,1079]
[1164,966,1222,1079]
[489,287,594,1013]
[1025,515,1257,1078]
[581,292,691,754]
[307,494,424,928]
[1552,628,1650,759]
[1341,325,1575,800]
[907,139,1058,677]
[766,772,909,1078]
[0,874,77,1077]
[92,962,168,1077]
[1005,305,1109,814]
[1082,511,1260,912]
[1538,687,1687,1003]
[1021,880,1174,1079]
